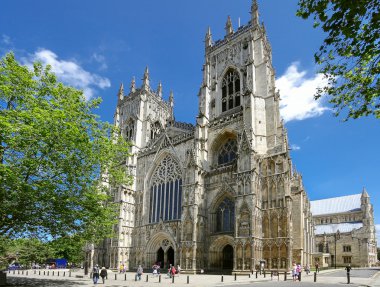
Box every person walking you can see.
[135,265,143,281]
[100,267,107,284]
[92,264,100,284]
[315,262,319,273]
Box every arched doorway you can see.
[167,246,174,268]
[222,245,233,270]
[156,247,164,268]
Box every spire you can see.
[362,187,369,198]
[169,90,175,124]
[205,26,213,49]
[117,83,124,102]
[142,66,150,90]
[225,15,234,36]
[251,0,259,26]
[157,81,163,97]
[130,76,136,93]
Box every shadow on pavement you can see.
[6,277,89,286]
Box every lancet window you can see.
[216,198,235,232]
[149,155,182,223]
[217,138,237,166]
[221,69,241,112]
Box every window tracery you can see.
[150,121,161,140]
[149,155,182,223]
[217,138,237,165]
[222,69,240,112]
[216,198,235,233]
[125,119,135,141]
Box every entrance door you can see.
[222,245,233,270]
[167,247,174,267]
[157,248,164,268]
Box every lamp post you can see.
[334,230,340,269]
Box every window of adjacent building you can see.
[217,138,237,165]
[216,197,235,233]
[149,155,182,223]
[343,256,352,263]
[318,243,324,252]
[221,69,241,112]
[343,245,351,252]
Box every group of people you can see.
[92,264,108,284]
[167,264,181,278]
[291,263,303,281]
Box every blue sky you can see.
[1,0,379,244]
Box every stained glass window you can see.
[216,198,235,232]
[149,155,182,223]
[218,138,237,165]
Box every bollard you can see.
[64,271,65,277]
[278,272,280,281]
[314,272,317,282]
[26,271,28,276]
[347,272,350,284]
[47,271,49,276]
[52,271,54,276]
[251,269,253,275]
[249,274,251,278]
[22,270,24,275]
[256,271,258,278]
[187,275,189,284]
[159,274,161,283]
[39,271,41,275]
[13,270,15,275]
[146,274,148,282]
[34,270,36,275]
[44,271,45,275]
[18,270,19,275]
[271,271,273,280]
[284,271,287,281]
[221,275,223,282]
[69,271,71,277]
[172,275,174,283]
[260,269,262,275]
[58,271,59,277]
[115,274,117,280]
[234,273,237,281]
[299,272,302,282]
[125,273,126,281]
[264,270,266,278]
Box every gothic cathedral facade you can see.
[93,1,315,272]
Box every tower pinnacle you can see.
[157,81,163,97]
[142,66,150,90]
[251,0,259,26]
[225,16,234,36]
[205,26,213,49]
[118,83,124,102]
[130,77,136,93]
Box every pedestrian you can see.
[171,265,176,277]
[92,264,100,284]
[176,265,181,274]
[305,263,310,275]
[292,263,297,281]
[296,264,302,281]
[315,262,319,273]
[135,265,143,281]
[345,264,351,273]
[100,267,107,284]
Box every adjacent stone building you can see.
[88,1,376,273]
[311,190,377,267]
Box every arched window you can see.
[151,121,161,140]
[125,119,135,141]
[216,198,235,233]
[149,155,182,223]
[218,138,237,165]
[222,69,240,112]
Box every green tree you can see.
[297,0,379,120]
[0,52,132,242]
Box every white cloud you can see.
[276,62,329,122]
[23,49,111,100]
[2,34,11,45]
[290,144,301,151]
[91,53,108,71]
[376,224,380,247]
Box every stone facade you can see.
[311,190,377,267]
[91,1,316,273]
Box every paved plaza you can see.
[3,268,380,287]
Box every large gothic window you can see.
[218,138,237,166]
[149,155,182,223]
[125,119,135,141]
[216,198,235,233]
[150,121,161,140]
[222,69,240,112]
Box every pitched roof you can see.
[310,193,361,216]
[314,222,363,235]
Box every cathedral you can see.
[89,1,376,272]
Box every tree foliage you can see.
[0,52,132,241]
[297,0,380,120]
